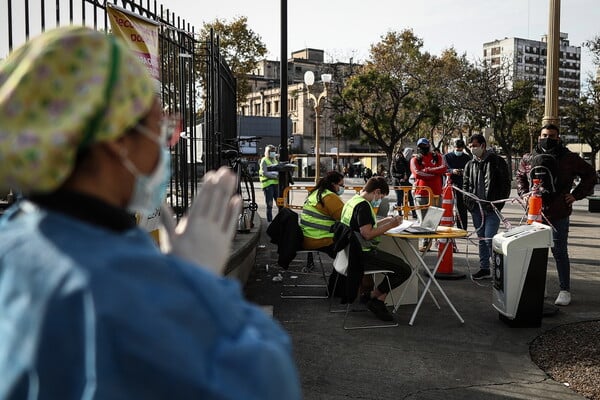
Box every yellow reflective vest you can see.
[300,189,336,240]
[340,195,379,251]
[259,157,278,189]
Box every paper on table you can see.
[385,220,414,234]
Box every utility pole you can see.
[543,0,560,126]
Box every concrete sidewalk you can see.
[244,183,600,400]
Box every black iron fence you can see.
[1,0,236,215]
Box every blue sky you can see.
[164,0,600,79]
[2,0,599,78]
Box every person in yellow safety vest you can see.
[300,171,345,257]
[259,145,279,222]
[340,176,412,322]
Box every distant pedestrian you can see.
[259,144,279,222]
[463,134,511,280]
[443,139,472,229]
[391,149,417,218]
[516,124,596,306]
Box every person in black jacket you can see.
[443,139,472,230]
[463,134,511,280]
[516,124,596,306]
[391,150,411,208]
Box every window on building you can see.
[292,121,297,133]
[274,101,279,114]
[254,103,261,115]
[266,102,271,116]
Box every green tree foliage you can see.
[331,30,436,168]
[425,48,476,149]
[462,59,535,175]
[197,16,267,107]
[564,95,600,170]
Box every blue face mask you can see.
[371,198,382,208]
[122,147,171,215]
[454,150,463,156]
[336,187,345,196]
[269,151,277,158]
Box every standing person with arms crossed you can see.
[300,171,346,257]
[516,124,596,306]
[463,134,511,280]
[443,139,472,230]
[410,138,447,251]
[260,144,279,222]
[0,27,301,399]
[340,176,412,322]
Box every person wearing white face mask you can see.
[339,176,412,322]
[443,139,472,230]
[259,144,280,222]
[0,27,301,399]
[463,134,511,280]
[300,171,346,257]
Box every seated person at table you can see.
[340,176,412,321]
[300,171,345,258]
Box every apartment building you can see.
[482,32,581,104]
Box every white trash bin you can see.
[492,223,553,327]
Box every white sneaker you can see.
[554,290,571,306]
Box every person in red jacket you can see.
[410,138,447,250]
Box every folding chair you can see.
[329,242,398,329]
[280,250,330,299]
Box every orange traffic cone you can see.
[527,179,543,224]
[436,173,466,280]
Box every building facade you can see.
[239,48,374,175]
[482,33,581,104]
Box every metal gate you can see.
[1,0,237,216]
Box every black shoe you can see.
[472,269,492,280]
[367,298,394,322]
[359,292,371,305]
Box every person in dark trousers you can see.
[443,139,472,230]
[463,134,511,280]
[259,144,279,222]
[391,149,417,218]
[516,124,596,306]
[410,138,447,251]
[340,176,412,321]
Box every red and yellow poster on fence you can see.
[107,5,160,84]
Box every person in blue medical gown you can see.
[0,26,301,400]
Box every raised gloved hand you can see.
[160,167,242,275]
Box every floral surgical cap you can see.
[0,26,156,194]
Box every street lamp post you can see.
[304,71,332,182]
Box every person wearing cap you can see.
[463,134,511,280]
[443,139,472,230]
[259,144,280,222]
[410,138,447,251]
[0,26,301,399]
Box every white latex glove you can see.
[160,167,242,275]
